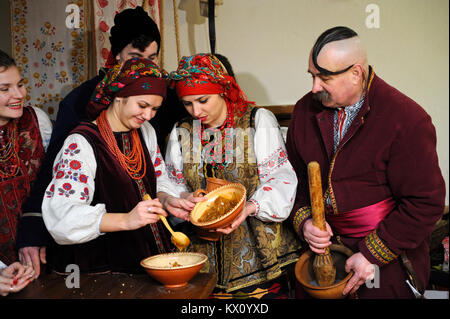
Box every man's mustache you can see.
[313,90,331,103]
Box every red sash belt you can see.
[326,197,396,238]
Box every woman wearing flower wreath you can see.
[0,50,51,275]
[42,58,185,274]
[164,54,302,298]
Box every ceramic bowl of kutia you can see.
[190,183,246,238]
[141,252,207,288]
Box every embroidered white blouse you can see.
[41,122,177,245]
[164,108,298,222]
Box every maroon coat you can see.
[287,68,445,298]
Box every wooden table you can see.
[7,271,217,299]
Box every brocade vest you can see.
[177,106,301,292]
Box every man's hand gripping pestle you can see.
[308,161,336,286]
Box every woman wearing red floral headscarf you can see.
[164,54,302,298]
[42,58,185,274]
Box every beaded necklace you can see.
[0,120,20,179]
[97,110,146,180]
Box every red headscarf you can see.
[169,54,254,127]
[87,57,167,120]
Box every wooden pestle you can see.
[307,161,336,287]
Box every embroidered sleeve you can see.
[33,106,52,151]
[140,122,186,197]
[359,230,399,266]
[250,108,298,222]
[163,125,190,196]
[41,134,106,245]
[292,206,312,237]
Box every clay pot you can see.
[295,244,354,299]
[141,252,207,288]
[193,177,231,196]
[191,183,246,241]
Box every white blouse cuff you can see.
[248,199,260,217]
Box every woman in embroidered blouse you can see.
[42,58,184,274]
[0,50,52,271]
[162,54,302,298]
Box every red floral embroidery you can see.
[45,184,55,198]
[263,186,272,191]
[65,143,80,156]
[79,174,88,183]
[69,160,81,170]
[55,171,64,179]
[80,187,90,201]
[257,147,289,179]
[58,182,75,197]
[167,164,184,184]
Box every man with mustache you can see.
[286,26,445,298]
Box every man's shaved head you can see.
[312,26,368,76]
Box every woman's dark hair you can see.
[214,53,235,78]
[312,26,358,76]
[0,49,16,71]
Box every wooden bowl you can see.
[141,252,207,288]
[190,183,246,239]
[295,244,354,299]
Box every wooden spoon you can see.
[307,161,336,287]
[143,193,190,251]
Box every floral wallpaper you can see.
[11,0,89,119]
[10,0,160,120]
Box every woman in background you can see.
[0,49,52,267]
